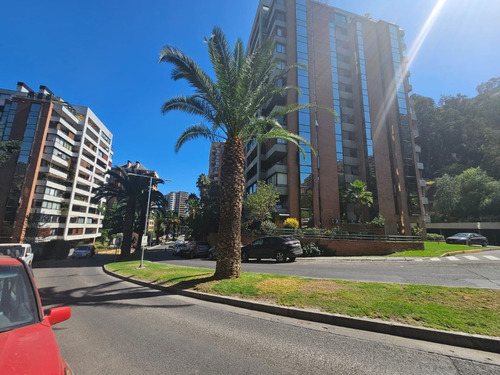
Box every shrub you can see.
[283,218,299,229]
[411,227,423,237]
[427,233,445,241]
[41,240,72,260]
[260,220,277,235]
[369,214,385,227]
[318,244,336,256]
[302,242,320,257]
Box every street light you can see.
[128,172,171,268]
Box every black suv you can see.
[241,236,303,263]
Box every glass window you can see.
[276,44,286,53]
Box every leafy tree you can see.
[434,168,500,221]
[159,27,326,279]
[0,140,21,166]
[102,201,126,235]
[244,181,279,225]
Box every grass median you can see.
[106,260,500,337]
[388,241,485,257]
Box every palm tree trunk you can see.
[214,137,245,279]
[121,198,136,257]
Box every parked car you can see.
[0,255,72,374]
[208,244,244,260]
[173,243,186,256]
[445,233,488,247]
[241,236,303,262]
[71,244,95,258]
[0,244,34,267]
[180,241,211,258]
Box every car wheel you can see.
[256,258,261,262]
[241,251,249,262]
[482,241,487,247]
[289,257,296,262]
[275,251,286,263]
[190,251,194,259]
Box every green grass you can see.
[388,241,482,257]
[106,260,500,336]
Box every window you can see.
[276,27,284,37]
[276,43,286,53]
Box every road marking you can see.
[463,255,479,261]
[430,257,441,261]
[446,256,460,261]
[483,255,500,260]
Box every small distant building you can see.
[165,191,189,217]
[208,142,224,184]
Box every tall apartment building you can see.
[0,82,113,244]
[246,0,427,235]
[208,142,224,183]
[165,191,188,218]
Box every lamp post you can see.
[128,172,171,268]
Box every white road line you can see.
[430,257,441,261]
[446,256,460,261]
[463,255,479,261]
[483,255,500,260]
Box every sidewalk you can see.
[103,264,500,354]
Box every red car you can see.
[0,256,72,374]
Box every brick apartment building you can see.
[0,82,113,244]
[244,0,427,235]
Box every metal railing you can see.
[265,228,421,242]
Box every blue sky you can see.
[1,0,498,196]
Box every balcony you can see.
[262,142,287,164]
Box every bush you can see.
[283,218,299,229]
[427,233,445,241]
[302,242,321,257]
[369,214,385,227]
[318,244,336,256]
[411,227,423,237]
[260,220,277,235]
[41,240,72,260]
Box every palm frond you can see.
[175,124,218,152]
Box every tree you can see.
[92,167,165,257]
[244,181,279,225]
[0,140,21,166]
[343,180,373,222]
[434,168,500,221]
[159,27,327,279]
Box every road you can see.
[152,247,500,289]
[34,255,500,375]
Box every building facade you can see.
[0,82,113,244]
[245,0,427,234]
[165,191,188,218]
[208,142,224,183]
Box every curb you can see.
[103,265,500,354]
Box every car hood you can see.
[0,321,67,374]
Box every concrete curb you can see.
[103,265,500,354]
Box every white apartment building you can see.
[27,87,113,243]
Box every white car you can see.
[0,243,34,267]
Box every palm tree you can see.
[343,180,374,222]
[92,167,164,257]
[159,27,330,279]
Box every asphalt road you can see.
[34,255,500,375]
[152,247,500,289]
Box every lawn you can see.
[106,260,500,337]
[388,241,483,257]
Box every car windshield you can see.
[0,264,39,332]
[76,245,89,250]
[454,233,469,238]
[0,245,26,257]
